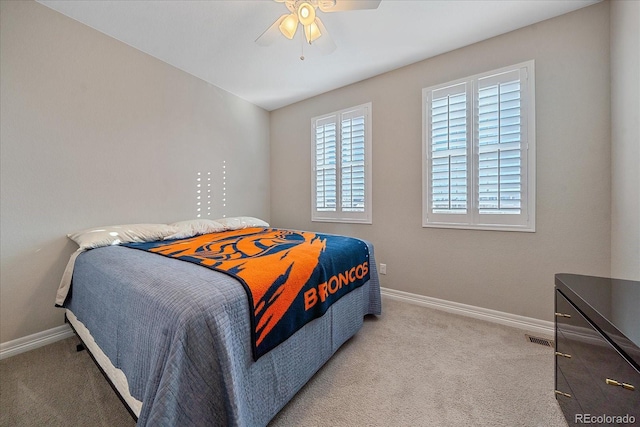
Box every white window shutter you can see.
[341,110,366,212]
[423,61,535,231]
[430,83,469,215]
[312,103,372,224]
[315,116,337,212]
[477,69,522,215]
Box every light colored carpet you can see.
[0,332,135,426]
[1,298,568,427]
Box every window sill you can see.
[312,217,372,225]
[422,222,535,232]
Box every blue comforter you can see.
[63,240,381,426]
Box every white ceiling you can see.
[38,0,598,111]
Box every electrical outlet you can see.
[379,263,387,275]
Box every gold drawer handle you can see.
[606,378,635,391]
[555,390,571,398]
[555,312,571,318]
[555,351,572,358]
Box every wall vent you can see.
[525,334,554,347]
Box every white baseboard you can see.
[0,324,74,360]
[381,287,554,338]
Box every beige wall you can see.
[610,0,640,281]
[2,0,626,345]
[270,2,612,322]
[0,1,270,343]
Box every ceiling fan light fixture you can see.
[278,13,299,39]
[297,2,316,26]
[257,0,381,54]
[304,20,322,43]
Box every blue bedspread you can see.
[63,240,381,426]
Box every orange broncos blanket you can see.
[123,228,370,359]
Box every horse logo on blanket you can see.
[125,227,369,359]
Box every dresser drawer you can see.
[555,363,583,427]
[556,290,639,417]
[556,328,609,418]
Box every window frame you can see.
[311,102,373,224]
[422,61,536,232]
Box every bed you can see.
[56,220,381,426]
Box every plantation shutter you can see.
[315,116,337,212]
[312,103,372,223]
[428,82,470,219]
[341,109,366,212]
[477,69,522,215]
[423,61,534,231]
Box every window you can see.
[422,61,535,231]
[312,103,372,223]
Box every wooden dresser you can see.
[555,274,639,426]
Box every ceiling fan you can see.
[256,0,381,56]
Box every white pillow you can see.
[164,219,226,240]
[68,223,178,250]
[215,216,269,230]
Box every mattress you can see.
[65,309,142,417]
[62,238,381,426]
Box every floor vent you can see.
[525,334,554,347]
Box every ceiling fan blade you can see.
[255,14,288,46]
[313,18,336,54]
[318,0,381,13]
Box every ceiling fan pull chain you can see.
[300,33,305,60]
